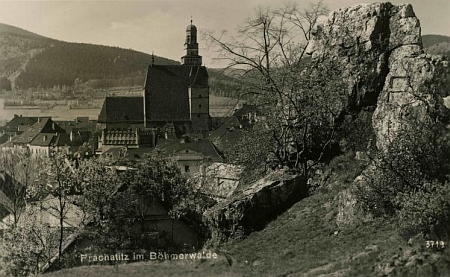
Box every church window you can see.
[185,165,190,172]
[199,104,202,108]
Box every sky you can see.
[0,0,449,68]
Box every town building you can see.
[97,21,211,152]
[0,117,90,156]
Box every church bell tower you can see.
[181,20,202,66]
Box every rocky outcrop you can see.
[307,2,450,225]
[203,174,307,245]
[204,2,450,242]
[306,3,449,148]
[373,51,449,151]
[306,3,422,109]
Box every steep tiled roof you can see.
[156,139,222,162]
[98,96,144,123]
[29,132,85,147]
[0,134,9,144]
[55,117,94,132]
[144,66,190,121]
[29,133,57,147]
[98,65,209,124]
[4,115,39,133]
[156,65,209,86]
[144,65,208,122]
[208,116,243,152]
[10,118,65,145]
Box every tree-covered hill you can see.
[422,34,450,56]
[14,42,178,89]
[0,22,240,93]
[0,23,51,41]
[0,22,178,90]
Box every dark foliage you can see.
[0,77,12,91]
[15,42,178,89]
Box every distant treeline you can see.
[422,34,450,56]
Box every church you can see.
[97,21,211,150]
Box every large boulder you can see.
[203,174,307,245]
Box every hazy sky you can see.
[0,0,449,68]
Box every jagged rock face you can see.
[203,175,307,245]
[307,2,449,151]
[307,2,450,225]
[373,52,449,150]
[306,3,423,109]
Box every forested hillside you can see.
[0,23,178,90]
[422,34,450,56]
[15,42,178,89]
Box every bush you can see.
[396,180,450,237]
[355,117,450,237]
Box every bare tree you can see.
[0,148,43,226]
[205,2,346,181]
[41,148,78,268]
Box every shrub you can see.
[355,117,450,237]
[396,180,450,237]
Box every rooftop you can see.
[98,96,144,123]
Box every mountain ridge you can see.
[0,22,180,90]
[0,23,52,41]
[0,23,449,92]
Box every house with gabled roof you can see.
[2,114,40,137]
[1,117,88,156]
[6,118,65,148]
[155,138,223,175]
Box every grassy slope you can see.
[42,155,450,277]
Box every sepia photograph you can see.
[0,0,449,276]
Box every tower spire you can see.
[181,19,202,66]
